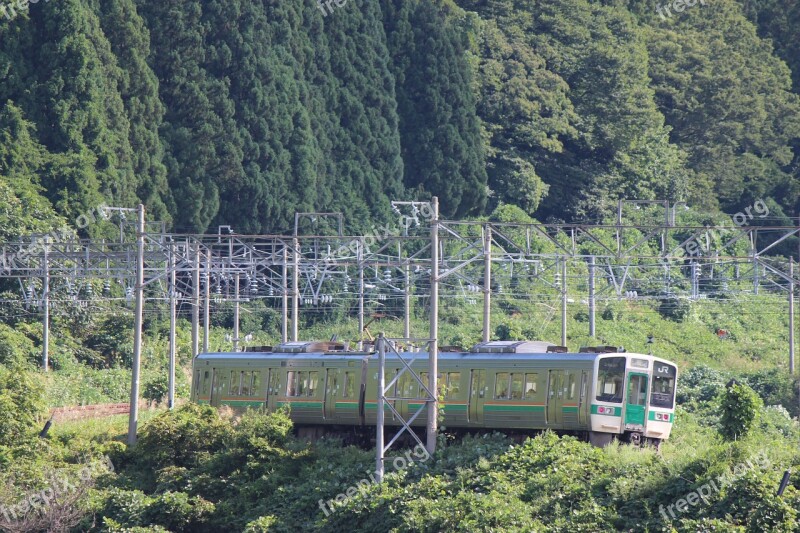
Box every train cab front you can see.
[589,354,677,448]
[644,359,677,445]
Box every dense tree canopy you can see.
[0,0,796,233]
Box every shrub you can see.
[244,516,278,532]
[143,372,189,404]
[234,407,293,447]
[495,323,523,341]
[658,297,691,322]
[719,383,763,440]
[133,404,229,469]
[744,369,798,417]
[0,365,45,447]
[142,491,215,532]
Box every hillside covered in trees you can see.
[0,0,798,236]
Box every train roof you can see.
[194,351,674,364]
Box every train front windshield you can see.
[596,356,626,403]
[650,362,677,408]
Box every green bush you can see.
[234,406,293,448]
[658,297,691,322]
[142,491,215,532]
[0,365,45,447]
[719,383,763,440]
[744,369,798,417]
[243,516,278,533]
[143,372,190,404]
[133,404,229,470]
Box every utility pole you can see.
[404,262,411,339]
[292,237,300,342]
[790,257,795,374]
[561,256,567,347]
[233,272,240,352]
[127,204,145,446]
[589,255,596,338]
[42,241,49,372]
[483,225,492,343]
[358,243,365,340]
[282,246,288,344]
[375,333,386,482]
[203,253,210,353]
[428,197,439,455]
[191,244,200,357]
[168,242,176,409]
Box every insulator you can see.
[26,286,34,301]
[103,280,112,295]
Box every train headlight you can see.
[598,406,613,415]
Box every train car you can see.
[191,340,678,447]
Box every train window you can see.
[524,374,538,399]
[269,371,280,396]
[510,374,524,400]
[596,357,626,403]
[202,371,210,395]
[628,375,647,406]
[495,373,510,400]
[567,374,576,400]
[286,371,297,396]
[252,372,261,396]
[307,371,319,397]
[419,372,429,397]
[651,363,676,409]
[398,372,416,398]
[231,371,241,396]
[343,371,356,398]
[241,371,252,396]
[446,372,461,399]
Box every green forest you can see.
[1,0,799,236]
[2,0,800,531]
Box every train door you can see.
[323,368,339,420]
[547,370,563,426]
[624,373,648,428]
[578,371,589,425]
[468,369,486,424]
[265,368,281,411]
[210,368,227,407]
[192,370,201,402]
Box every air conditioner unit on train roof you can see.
[275,341,347,353]
[470,340,556,354]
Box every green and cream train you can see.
[191,340,678,447]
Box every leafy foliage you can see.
[720,383,763,440]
